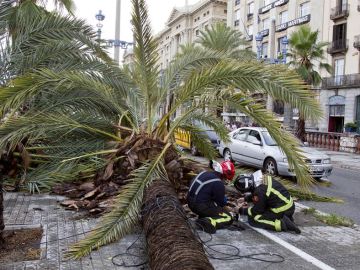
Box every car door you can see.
[242,130,266,167]
[229,129,249,163]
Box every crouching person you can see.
[187,160,235,234]
[234,171,301,234]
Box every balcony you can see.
[330,4,350,20]
[354,35,360,50]
[327,39,348,54]
[322,73,360,89]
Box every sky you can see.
[72,0,200,59]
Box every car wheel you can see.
[223,148,233,162]
[264,158,278,176]
[191,145,199,156]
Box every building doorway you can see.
[328,95,345,133]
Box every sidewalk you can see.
[313,148,360,171]
[2,192,360,270]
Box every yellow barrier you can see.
[174,129,191,149]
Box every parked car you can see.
[174,122,220,156]
[218,127,333,179]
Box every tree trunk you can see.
[296,115,306,142]
[142,179,214,270]
[0,180,5,249]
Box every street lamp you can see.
[281,36,289,64]
[94,9,133,63]
[255,33,263,60]
[95,10,105,41]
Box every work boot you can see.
[195,218,216,234]
[282,215,301,234]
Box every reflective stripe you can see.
[271,197,293,213]
[248,207,253,217]
[209,212,232,227]
[264,176,294,214]
[266,175,272,197]
[254,214,282,232]
[189,171,206,192]
[195,178,221,195]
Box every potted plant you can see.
[344,122,358,132]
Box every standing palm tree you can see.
[288,25,332,141]
[197,22,254,60]
[0,0,322,266]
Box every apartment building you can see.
[227,0,360,133]
[319,0,360,133]
[157,0,227,70]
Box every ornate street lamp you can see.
[281,36,289,64]
[94,9,133,63]
[255,33,263,60]
[95,10,105,41]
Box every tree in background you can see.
[288,25,332,141]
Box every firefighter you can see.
[234,171,301,234]
[187,160,236,234]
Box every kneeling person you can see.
[234,171,301,234]
[187,160,235,234]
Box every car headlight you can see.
[283,158,288,163]
[323,158,331,164]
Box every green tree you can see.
[197,22,254,60]
[0,0,321,265]
[288,25,332,141]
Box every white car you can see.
[218,127,333,179]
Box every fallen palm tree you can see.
[0,0,324,267]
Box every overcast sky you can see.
[72,0,200,59]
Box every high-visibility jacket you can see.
[246,175,294,217]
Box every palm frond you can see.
[131,0,159,133]
[66,143,171,259]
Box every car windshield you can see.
[261,132,277,146]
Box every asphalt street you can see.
[302,166,360,224]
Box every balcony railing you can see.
[327,39,348,54]
[354,35,360,50]
[330,4,350,20]
[322,73,360,89]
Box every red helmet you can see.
[212,160,235,180]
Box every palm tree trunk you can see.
[0,179,5,249]
[142,179,214,270]
[296,115,306,142]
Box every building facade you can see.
[318,0,360,133]
[157,0,227,70]
[227,0,360,133]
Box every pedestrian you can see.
[187,160,236,234]
[231,122,237,131]
[233,170,301,234]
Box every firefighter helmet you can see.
[211,160,235,180]
[234,174,255,193]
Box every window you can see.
[195,29,200,36]
[248,2,254,15]
[235,0,241,6]
[247,130,262,144]
[207,11,210,15]
[334,58,345,85]
[224,9,227,14]
[333,23,347,42]
[262,18,270,30]
[235,9,241,20]
[248,24,253,35]
[299,2,310,17]
[277,36,287,54]
[262,132,277,146]
[261,42,268,57]
[279,10,288,24]
[233,129,248,141]
[329,105,345,116]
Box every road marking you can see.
[251,227,335,270]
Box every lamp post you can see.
[95,10,105,42]
[281,36,288,64]
[94,9,133,63]
[255,33,263,60]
